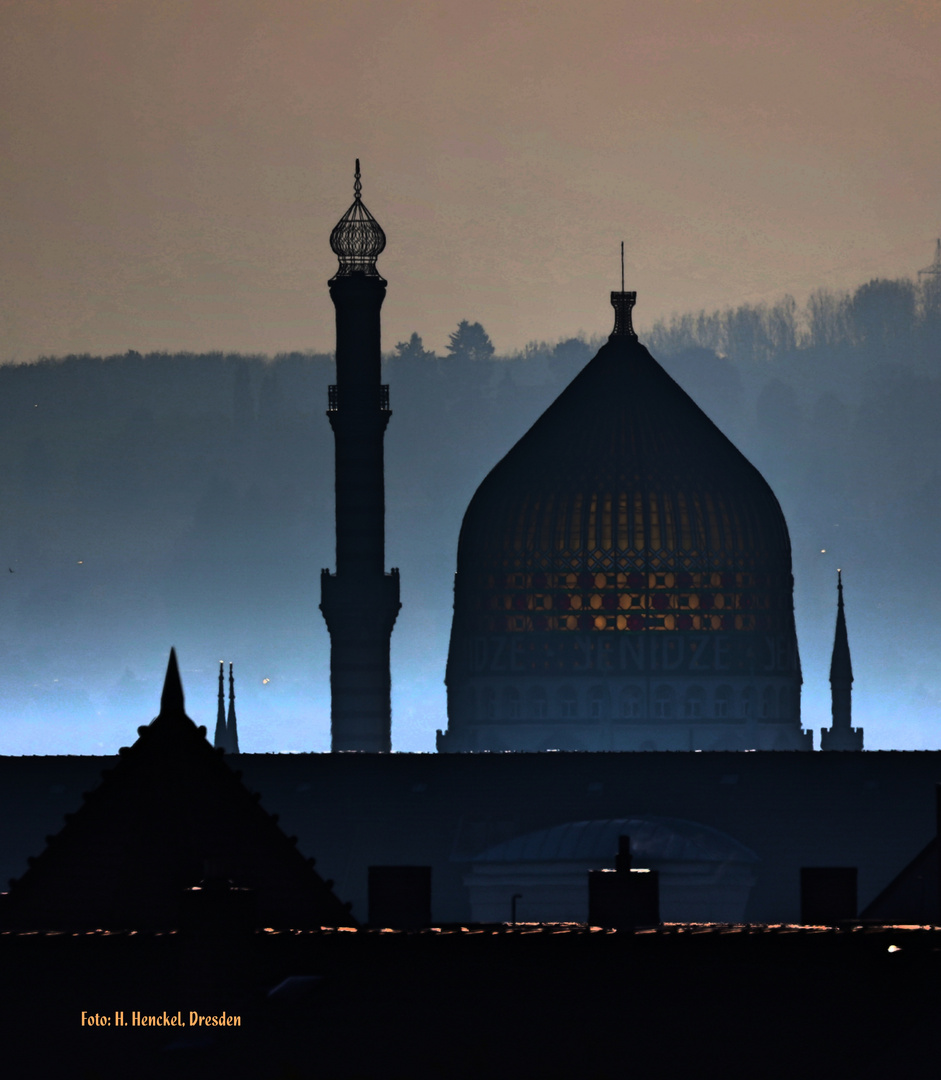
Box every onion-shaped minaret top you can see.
[329,159,386,277]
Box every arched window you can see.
[742,686,755,719]
[778,686,790,719]
[714,685,733,719]
[559,686,578,719]
[588,685,609,719]
[530,686,548,720]
[684,686,705,719]
[503,686,520,720]
[762,686,776,719]
[620,686,643,720]
[653,685,674,720]
[482,687,496,720]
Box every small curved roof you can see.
[471,817,758,865]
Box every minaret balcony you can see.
[327,384,390,412]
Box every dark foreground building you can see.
[3,743,940,927]
[0,652,352,932]
[1,663,940,1078]
[3,922,940,1079]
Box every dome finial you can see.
[610,242,637,340]
[330,160,386,279]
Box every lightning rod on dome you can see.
[609,242,636,340]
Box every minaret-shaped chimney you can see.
[820,570,863,750]
[213,660,227,750]
[226,661,239,755]
[319,161,401,752]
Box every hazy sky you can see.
[2,0,940,361]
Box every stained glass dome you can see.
[440,292,808,752]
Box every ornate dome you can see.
[329,159,386,278]
[440,290,808,752]
[454,338,793,636]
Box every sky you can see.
[1,0,940,362]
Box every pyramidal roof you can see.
[0,650,355,931]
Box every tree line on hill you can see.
[0,272,939,749]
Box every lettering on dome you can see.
[465,633,798,676]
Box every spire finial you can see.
[213,660,226,749]
[822,570,862,749]
[354,158,362,201]
[609,244,637,340]
[160,648,185,717]
[226,661,240,755]
[830,569,852,686]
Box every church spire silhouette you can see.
[214,660,226,750]
[821,570,863,750]
[320,162,400,752]
[226,662,240,755]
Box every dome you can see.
[454,334,793,633]
[471,818,758,866]
[440,292,808,752]
[329,159,386,278]
[464,816,761,923]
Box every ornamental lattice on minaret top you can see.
[329,159,387,279]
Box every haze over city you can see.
[2,0,941,754]
[3,0,939,360]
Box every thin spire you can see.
[829,569,853,687]
[213,661,226,749]
[226,662,240,755]
[821,568,861,749]
[159,648,185,718]
[354,158,362,201]
[621,241,624,293]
